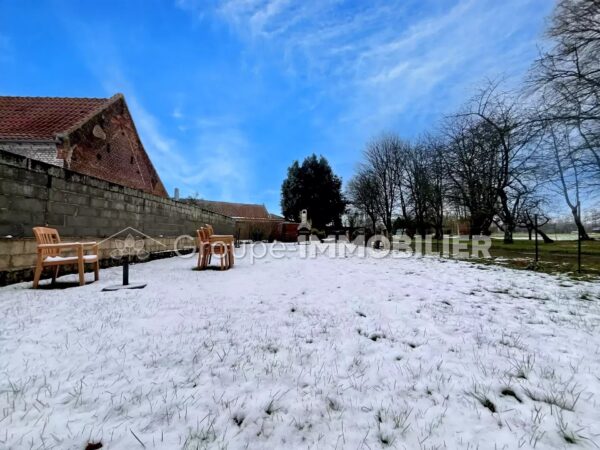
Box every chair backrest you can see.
[33,227,61,257]
[196,228,207,245]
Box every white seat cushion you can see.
[44,254,98,263]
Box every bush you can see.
[250,228,265,242]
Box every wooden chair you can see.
[196,228,211,269]
[205,223,235,267]
[32,227,100,288]
[197,227,229,270]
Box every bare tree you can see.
[544,122,592,239]
[361,134,406,233]
[421,136,446,239]
[458,81,542,243]
[400,139,446,239]
[347,169,380,233]
[403,145,429,238]
[493,183,555,243]
[530,0,600,183]
[441,112,501,237]
[515,196,554,243]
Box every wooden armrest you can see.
[38,242,83,250]
[38,241,97,250]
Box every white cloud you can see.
[172,107,183,119]
[180,125,252,201]
[126,99,252,202]
[74,35,252,201]
[188,0,553,140]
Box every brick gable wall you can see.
[59,97,168,197]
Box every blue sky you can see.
[0,0,555,214]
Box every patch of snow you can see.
[44,255,97,263]
[1,244,600,449]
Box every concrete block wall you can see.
[0,236,198,285]
[0,149,235,284]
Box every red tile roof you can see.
[192,200,271,219]
[0,95,116,141]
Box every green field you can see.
[486,238,600,278]
[409,237,600,279]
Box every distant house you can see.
[183,199,296,241]
[189,200,271,220]
[0,94,167,197]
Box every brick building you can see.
[0,94,167,197]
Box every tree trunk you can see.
[418,216,427,239]
[369,214,377,234]
[535,227,554,244]
[385,217,393,236]
[499,191,515,244]
[469,218,477,239]
[571,206,592,240]
[433,223,443,240]
[470,215,488,238]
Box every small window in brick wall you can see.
[130,156,134,164]
[106,144,111,153]
[96,153,102,161]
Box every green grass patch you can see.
[407,238,600,279]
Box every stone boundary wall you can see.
[0,149,235,284]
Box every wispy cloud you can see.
[124,95,252,201]
[188,0,553,138]
[171,107,183,119]
[66,24,252,201]
[181,124,252,201]
[14,0,552,214]
[128,100,253,201]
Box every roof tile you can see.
[192,200,271,219]
[0,96,113,141]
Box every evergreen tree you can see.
[281,154,346,229]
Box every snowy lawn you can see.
[1,244,600,449]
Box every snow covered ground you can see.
[1,243,600,449]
